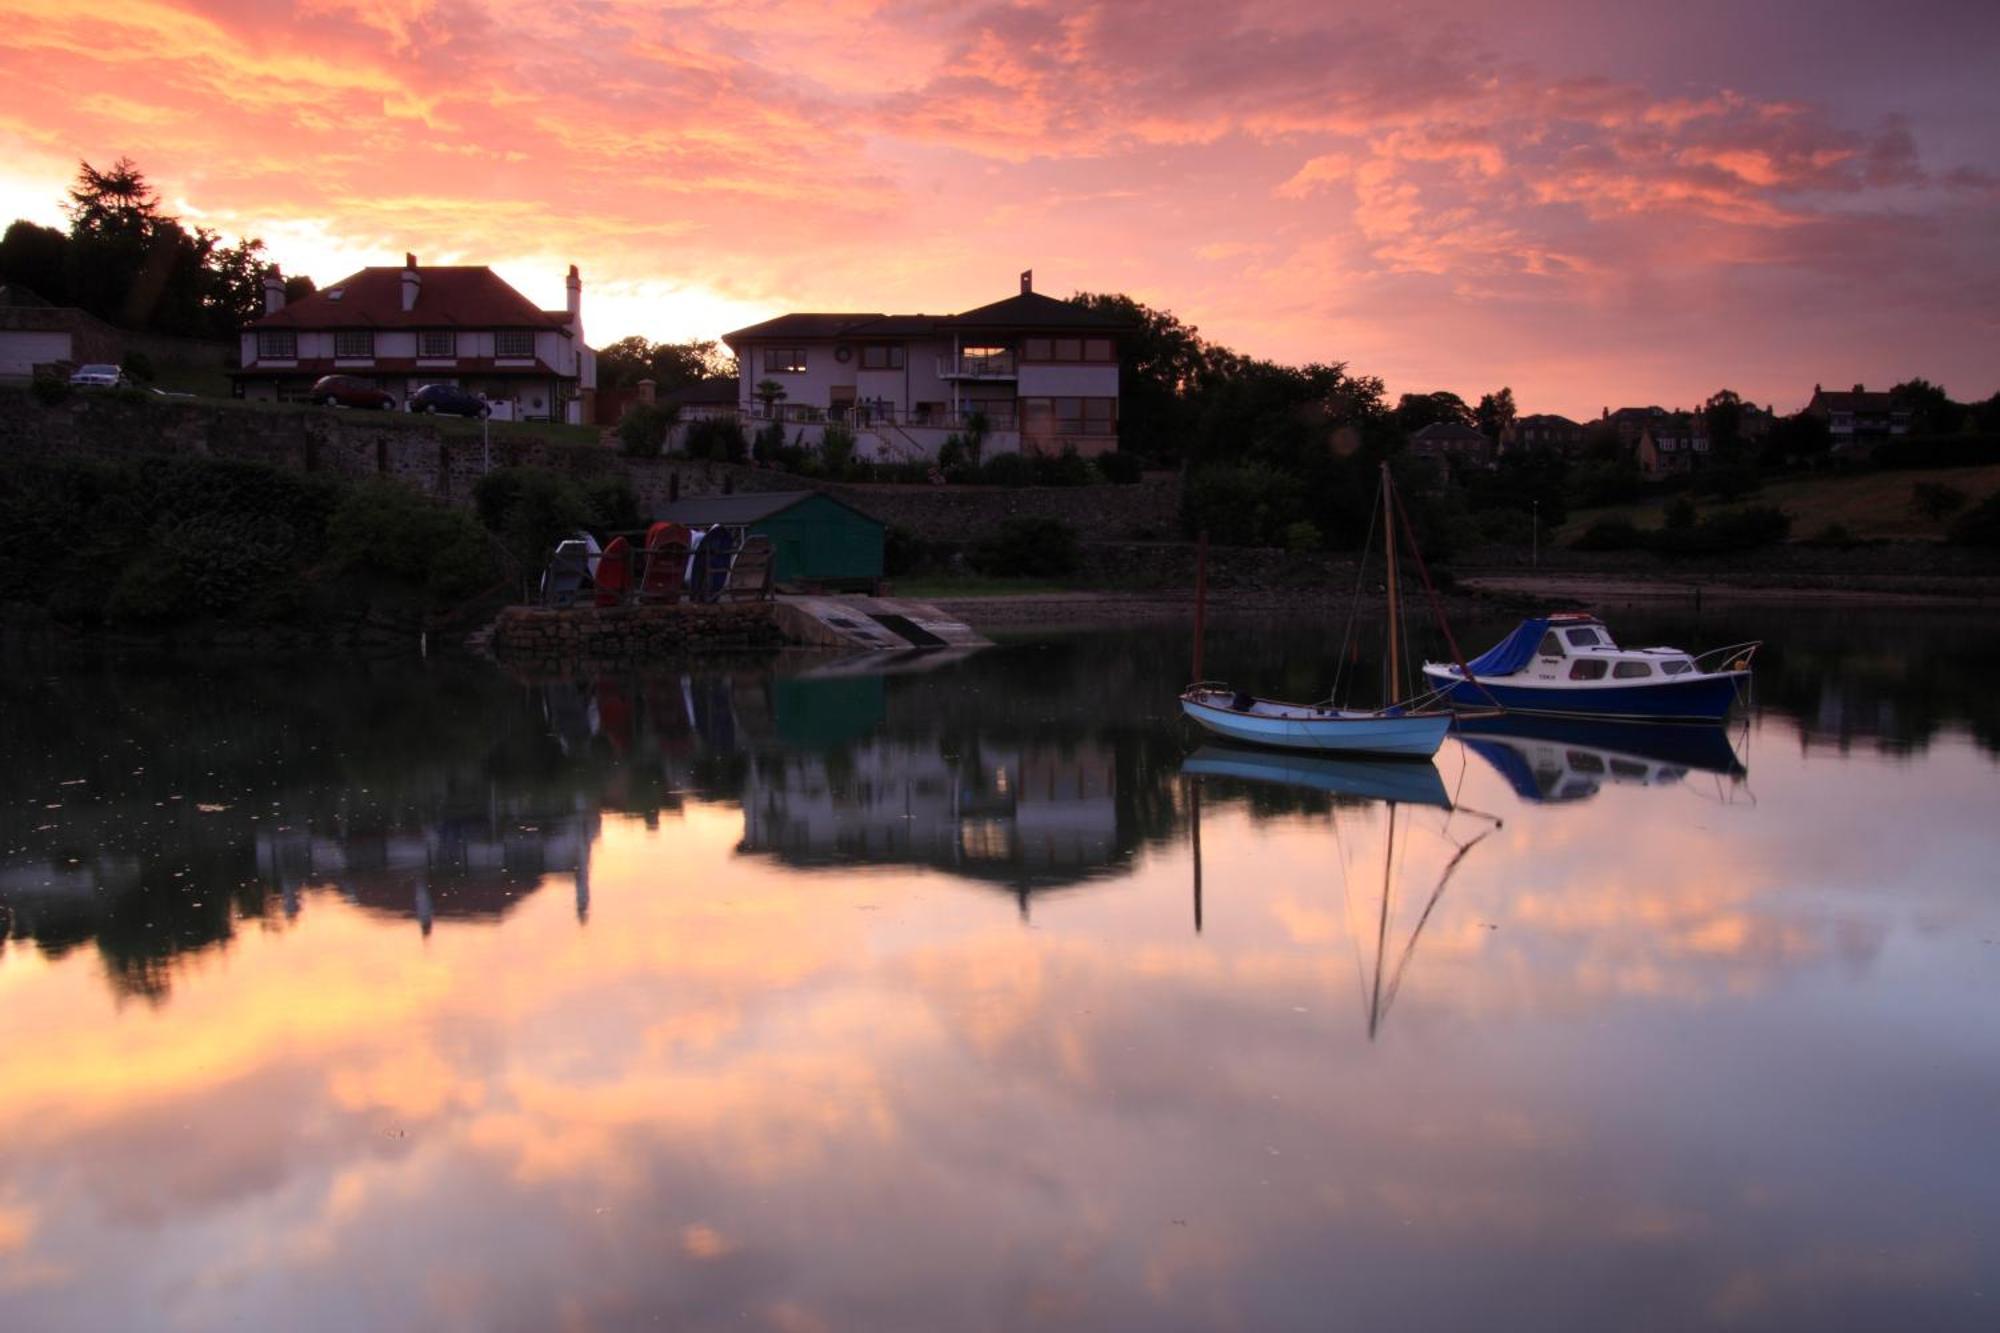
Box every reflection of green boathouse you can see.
[653,491,885,590]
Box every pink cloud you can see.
[0,0,1991,415]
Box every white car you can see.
[67,364,124,387]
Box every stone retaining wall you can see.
[489,603,786,670]
[0,388,1174,542]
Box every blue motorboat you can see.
[1423,614,1758,722]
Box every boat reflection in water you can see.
[1181,742,1499,1038]
[1455,714,1749,805]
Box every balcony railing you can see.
[937,352,1016,380]
[745,402,1018,431]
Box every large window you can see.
[419,330,457,358]
[1022,396,1117,435]
[860,344,904,370]
[494,330,535,358]
[256,330,297,359]
[333,330,374,359]
[1022,336,1116,362]
[763,347,808,374]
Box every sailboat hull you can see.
[1180,690,1451,758]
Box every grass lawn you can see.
[1559,463,2000,543]
[889,575,1081,598]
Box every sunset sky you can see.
[2,0,1995,418]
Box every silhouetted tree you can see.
[1474,386,1516,440]
[1393,391,1474,435]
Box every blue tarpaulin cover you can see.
[1464,617,1553,677]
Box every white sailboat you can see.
[1179,462,1469,759]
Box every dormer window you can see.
[334,330,374,359]
[495,330,534,357]
[326,287,345,301]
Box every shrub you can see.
[1180,462,1297,546]
[474,466,594,568]
[327,479,496,601]
[1032,445,1094,487]
[1689,464,1761,500]
[1948,491,2000,547]
[1653,504,1791,556]
[970,516,1080,578]
[1569,460,1644,507]
[1663,495,1697,530]
[119,350,155,384]
[937,436,968,476]
[616,403,675,459]
[751,420,786,465]
[684,416,749,463]
[1570,517,1643,551]
[884,525,940,576]
[1910,481,1968,523]
[978,453,1034,487]
[1281,520,1324,554]
[579,474,640,532]
[1097,451,1144,484]
[820,422,857,472]
[1808,522,1856,548]
[29,371,69,406]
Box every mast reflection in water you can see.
[1,610,1997,1333]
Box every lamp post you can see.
[1532,499,1540,569]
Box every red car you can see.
[309,374,396,410]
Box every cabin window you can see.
[1660,659,1693,675]
[1538,632,1563,656]
[1610,759,1650,779]
[1565,627,1604,647]
[1569,659,1608,680]
[1567,750,1606,773]
[1613,661,1653,678]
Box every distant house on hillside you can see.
[1804,383,1911,449]
[1602,405,1671,449]
[721,272,1129,460]
[234,254,596,423]
[1408,420,1494,465]
[1506,413,1585,454]
[1638,417,1708,477]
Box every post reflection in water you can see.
[1,608,1998,1332]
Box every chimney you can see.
[401,253,420,312]
[566,263,582,328]
[262,265,286,315]
[1020,269,1032,295]
[1852,382,1865,396]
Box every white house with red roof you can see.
[721,273,1129,460]
[234,254,595,423]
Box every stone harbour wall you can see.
[489,603,786,670]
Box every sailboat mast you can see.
[1381,462,1402,706]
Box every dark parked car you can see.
[309,374,396,410]
[410,382,490,418]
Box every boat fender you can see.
[1231,690,1256,712]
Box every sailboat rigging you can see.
[1180,462,1494,758]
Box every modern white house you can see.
[721,273,1128,460]
[234,255,596,422]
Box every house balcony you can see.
[937,352,1016,381]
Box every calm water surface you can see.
[2,606,1998,1331]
